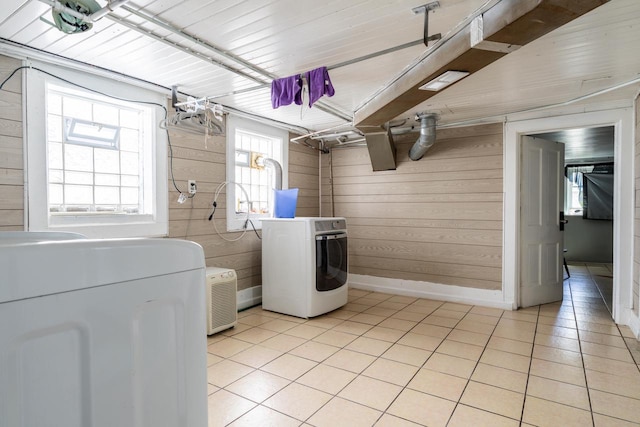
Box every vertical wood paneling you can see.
[0,55,23,231]
[321,123,504,290]
[167,129,319,291]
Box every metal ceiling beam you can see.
[354,0,610,128]
[205,39,426,101]
[118,5,275,82]
[105,13,269,86]
[111,5,352,123]
[0,38,313,136]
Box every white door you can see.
[520,136,565,307]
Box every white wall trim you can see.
[225,115,289,231]
[349,274,513,310]
[237,285,262,311]
[504,108,635,325]
[23,60,168,238]
[627,312,640,340]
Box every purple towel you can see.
[271,75,303,109]
[305,66,335,107]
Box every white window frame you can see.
[25,61,168,238]
[226,115,288,231]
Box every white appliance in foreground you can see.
[205,267,237,335]
[261,217,348,318]
[0,232,208,427]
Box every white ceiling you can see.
[532,126,615,162]
[1,0,639,137]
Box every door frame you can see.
[503,108,634,324]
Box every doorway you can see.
[528,126,615,314]
[503,108,634,325]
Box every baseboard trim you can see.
[626,311,640,340]
[348,274,514,310]
[237,285,262,311]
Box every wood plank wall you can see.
[634,95,640,318]
[167,128,320,292]
[321,123,503,290]
[0,56,23,231]
[0,53,319,291]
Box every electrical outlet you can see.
[188,180,197,195]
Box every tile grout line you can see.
[312,298,483,426]
[222,302,470,425]
[265,295,443,426]
[209,282,635,426]
[296,296,402,426]
[331,297,448,426]
[214,311,343,425]
[442,306,509,426]
[516,304,540,427]
[567,276,596,427]
[616,323,640,373]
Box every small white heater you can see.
[205,267,237,335]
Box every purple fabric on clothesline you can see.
[270,67,335,109]
[271,75,303,109]
[305,66,335,107]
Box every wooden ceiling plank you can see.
[354,0,610,128]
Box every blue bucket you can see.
[274,188,299,218]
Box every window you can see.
[26,62,168,238]
[226,116,288,231]
[565,165,593,216]
[565,163,614,218]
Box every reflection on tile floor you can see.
[567,262,614,315]
[206,268,640,426]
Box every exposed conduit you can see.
[112,6,352,123]
[205,39,426,101]
[0,38,315,137]
[408,113,438,161]
[324,70,640,151]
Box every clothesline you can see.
[271,66,335,110]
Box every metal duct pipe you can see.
[261,158,283,190]
[409,113,438,161]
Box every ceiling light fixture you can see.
[419,71,470,91]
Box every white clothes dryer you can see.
[261,217,348,318]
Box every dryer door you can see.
[315,233,348,292]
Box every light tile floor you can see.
[206,268,640,426]
[568,262,614,316]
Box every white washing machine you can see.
[261,217,348,318]
[0,232,208,427]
